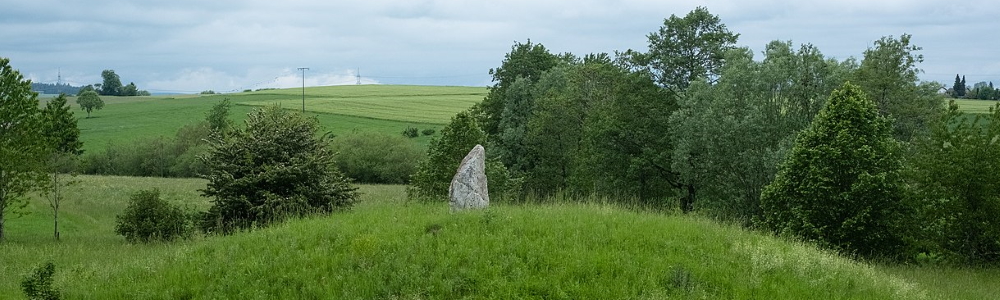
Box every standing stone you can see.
[449,144,489,211]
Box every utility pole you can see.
[297,67,309,112]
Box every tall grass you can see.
[1,176,994,299]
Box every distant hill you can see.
[31,82,82,95]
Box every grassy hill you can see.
[2,175,997,299]
[62,85,485,153]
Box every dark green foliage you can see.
[31,82,81,96]
[0,57,51,242]
[21,262,60,300]
[99,70,123,96]
[402,126,419,138]
[759,82,909,260]
[75,91,104,118]
[671,42,854,224]
[421,128,435,136]
[908,103,1000,265]
[121,82,138,96]
[329,132,425,184]
[952,74,965,98]
[409,111,488,200]
[40,94,83,155]
[75,85,95,96]
[476,40,561,137]
[200,105,358,234]
[114,189,194,243]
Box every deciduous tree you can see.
[908,102,1000,264]
[40,93,83,240]
[76,91,104,118]
[759,82,909,259]
[100,69,123,96]
[0,57,52,242]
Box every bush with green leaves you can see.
[21,262,60,300]
[907,102,1000,265]
[409,110,516,201]
[200,105,358,234]
[114,189,194,243]
[79,122,210,178]
[421,128,436,136]
[758,82,909,260]
[329,132,424,184]
[402,126,419,138]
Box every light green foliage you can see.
[670,41,853,224]
[408,111,488,200]
[854,34,943,142]
[329,131,425,184]
[907,103,1000,265]
[200,106,358,233]
[625,6,739,94]
[759,82,909,259]
[0,57,51,242]
[205,98,234,137]
[114,189,194,243]
[21,262,60,300]
[75,91,104,118]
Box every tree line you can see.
[77,69,151,97]
[410,7,998,265]
[951,74,1000,100]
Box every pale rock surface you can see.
[449,144,489,211]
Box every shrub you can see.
[758,82,909,260]
[21,262,60,300]
[114,189,194,243]
[409,110,517,202]
[79,122,211,178]
[402,126,419,138]
[200,105,358,234]
[329,132,424,184]
[421,128,436,136]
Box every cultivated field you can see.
[950,98,1000,114]
[58,85,484,153]
[1,175,997,299]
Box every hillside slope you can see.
[51,194,927,299]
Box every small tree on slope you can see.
[758,82,909,260]
[200,105,358,234]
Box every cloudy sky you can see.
[2,0,998,93]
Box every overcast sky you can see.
[2,0,998,93]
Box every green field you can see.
[1,175,997,299]
[950,98,999,114]
[58,85,485,153]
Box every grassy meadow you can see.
[0,175,997,299]
[56,85,485,153]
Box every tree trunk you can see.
[52,173,60,241]
[681,184,695,214]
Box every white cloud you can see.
[3,0,1000,90]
